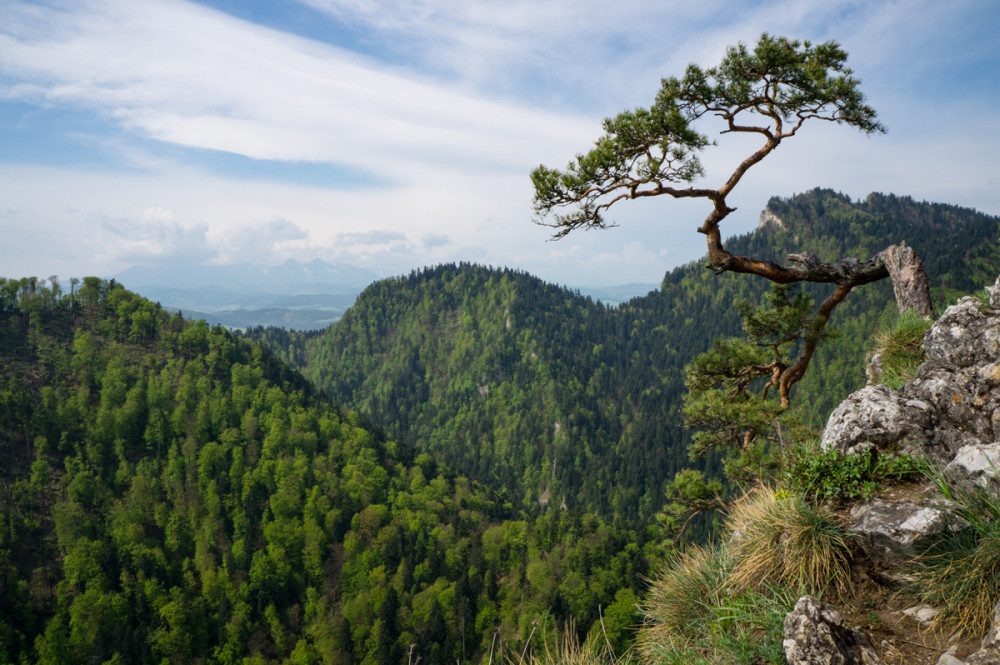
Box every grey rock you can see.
[822,278,1000,466]
[821,385,934,454]
[946,443,1000,493]
[784,595,881,665]
[937,646,966,665]
[850,499,962,570]
[902,603,940,627]
[923,298,1000,369]
[968,648,1000,665]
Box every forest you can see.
[2,188,1000,663]
[0,276,648,664]
[247,189,1000,525]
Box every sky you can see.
[1,0,998,288]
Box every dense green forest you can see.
[247,189,1000,524]
[3,188,999,664]
[0,277,648,664]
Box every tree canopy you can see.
[532,34,931,404]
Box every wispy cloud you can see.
[0,0,595,183]
[0,0,998,287]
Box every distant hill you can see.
[114,258,380,330]
[0,276,648,664]
[247,189,1000,523]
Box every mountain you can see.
[0,277,648,664]
[246,189,1000,525]
[113,259,381,330]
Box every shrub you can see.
[786,441,928,503]
[639,543,729,648]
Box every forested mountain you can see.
[0,277,648,664]
[247,189,1000,523]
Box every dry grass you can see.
[512,621,630,665]
[724,485,852,597]
[636,543,728,661]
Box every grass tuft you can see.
[869,310,932,389]
[910,479,1000,634]
[724,485,852,597]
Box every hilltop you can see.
[247,188,1000,527]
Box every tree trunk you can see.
[878,242,933,317]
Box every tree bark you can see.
[877,242,934,317]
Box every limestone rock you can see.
[945,443,1000,493]
[936,645,965,665]
[902,603,940,627]
[823,286,1000,465]
[821,385,934,455]
[849,499,962,571]
[783,595,881,665]
[968,648,1000,665]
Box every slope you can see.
[0,277,647,664]
[248,189,1000,524]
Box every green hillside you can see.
[0,277,648,664]
[248,189,1000,523]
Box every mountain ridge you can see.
[247,188,1000,524]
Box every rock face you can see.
[823,282,1000,466]
[784,595,881,665]
[849,499,963,571]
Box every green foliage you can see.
[785,442,929,503]
[910,477,1000,634]
[0,278,649,664]
[868,310,932,389]
[245,190,1000,531]
[531,34,881,235]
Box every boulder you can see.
[784,595,881,665]
[849,499,962,572]
[945,443,1000,493]
[823,290,1000,465]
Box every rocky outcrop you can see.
[817,275,1000,662]
[784,595,881,665]
[823,280,1000,465]
[849,499,963,572]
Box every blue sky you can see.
[1,0,998,287]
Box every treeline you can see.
[0,277,648,664]
[247,189,1000,525]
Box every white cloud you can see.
[0,0,596,183]
[0,0,998,287]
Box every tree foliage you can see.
[532,34,930,402]
[0,278,648,664]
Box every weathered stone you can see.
[924,298,1000,369]
[823,281,1000,465]
[849,499,962,570]
[945,443,1000,493]
[821,385,935,454]
[902,603,940,627]
[936,645,965,665]
[784,595,881,665]
[968,648,1000,665]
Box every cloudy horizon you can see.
[2,0,998,288]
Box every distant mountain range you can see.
[114,258,660,330]
[114,259,381,330]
